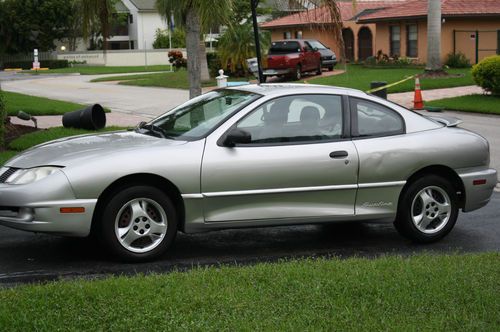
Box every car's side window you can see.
[235,94,343,145]
[351,98,404,137]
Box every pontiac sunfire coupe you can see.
[0,84,496,261]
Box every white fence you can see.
[56,49,187,67]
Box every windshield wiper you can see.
[135,122,174,139]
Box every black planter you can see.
[370,81,388,99]
[62,104,106,130]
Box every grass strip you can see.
[309,65,474,93]
[92,70,250,90]
[0,253,498,331]
[4,91,91,116]
[426,94,500,115]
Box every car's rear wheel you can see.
[99,185,177,261]
[395,175,458,243]
[292,65,302,80]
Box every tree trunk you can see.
[186,7,202,98]
[426,0,442,72]
[199,41,210,82]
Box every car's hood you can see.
[6,131,186,169]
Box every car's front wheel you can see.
[99,185,177,261]
[395,175,458,243]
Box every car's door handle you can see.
[329,151,349,159]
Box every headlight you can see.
[5,167,61,185]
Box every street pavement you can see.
[0,192,498,286]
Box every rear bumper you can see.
[458,167,497,212]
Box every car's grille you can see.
[322,56,333,60]
[0,168,18,183]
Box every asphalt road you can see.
[0,192,498,286]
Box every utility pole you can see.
[251,0,264,83]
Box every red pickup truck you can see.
[263,39,322,81]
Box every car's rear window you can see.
[269,41,301,54]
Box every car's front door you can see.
[201,94,359,222]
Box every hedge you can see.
[2,59,69,70]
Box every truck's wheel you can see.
[292,65,302,80]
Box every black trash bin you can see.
[370,81,388,99]
[62,104,106,130]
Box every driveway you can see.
[1,73,189,117]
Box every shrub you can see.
[153,28,186,49]
[167,50,187,70]
[472,55,500,95]
[2,59,69,70]
[445,52,471,68]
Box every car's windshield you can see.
[146,90,260,140]
[307,40,327,50]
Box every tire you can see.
[316,62,322,75]
[292,65,302,80]
[261,75,267,83]
[98,185,177,262]
[394,175,458,243]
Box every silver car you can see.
[0,84,497,261]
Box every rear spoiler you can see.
[426,115,463,127]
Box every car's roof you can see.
[226,83,364,98]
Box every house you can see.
[356,0,500,64]
[261,0,500,64]
[110,0,168,50]
[260,1,406,62]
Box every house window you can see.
[129,14,134,24]
[295,31,303,39]
[283,31,291,39]
[406,24,418,57]
[390,26,400,57]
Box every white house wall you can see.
[136,12,168,49]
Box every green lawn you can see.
[4,91,91,116]
[1,126,125,166]
[426,94,500,115]
[309,65,474,93]
[92,69,250,89]
[25,65,173,75]
[0,253,498,331]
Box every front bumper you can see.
[458,167,497,212]
[0,170,95,237]
[321,59,337,67]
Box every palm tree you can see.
[156,0,233,98]
[80,0,115,52]
[426,0,442,72]
[217,22,270,74]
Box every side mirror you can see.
[223,128,251,147]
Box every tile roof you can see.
[358,0,500,22]
[260,1,405,28]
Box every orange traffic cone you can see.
[413,77,424,110]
